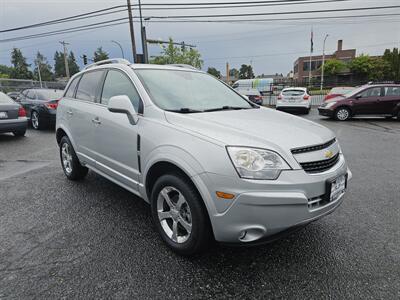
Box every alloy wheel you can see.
[31,111,39,129]
[336,108,350,121]
[61,142,73,174]
[157,186,192,244]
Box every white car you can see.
[277,87,311,114]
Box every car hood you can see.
[165,107,335,153]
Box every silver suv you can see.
[56,59,351,255]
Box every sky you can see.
[1,0,400,76]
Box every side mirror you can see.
[107,95,138,125]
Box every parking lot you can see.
[0,110,399,299]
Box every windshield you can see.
[135,69,253,112]
[36,89,64,100]
[282,89,305,96]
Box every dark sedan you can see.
[318,84,400,121]
[0,92,27,136]
[18,89,64,130]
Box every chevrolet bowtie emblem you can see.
[324,150,334,159]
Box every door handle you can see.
[376,99,380,102]
[92,117,101,125]
[67,110,73,115]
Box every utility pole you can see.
[138,0,148,63]
[127,0,137,62]
[35,59,42,88]
[226,62,230,84]
[59,41,70,79]
[320,34,329,91]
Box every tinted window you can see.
[101,70,142,112]
[36,89,64,100]
[65,76,80,98]
[282,89,305,96]
[384,86,400,96]
[76,71,104,102]
[359,87,381,98]
[0,92,14,104]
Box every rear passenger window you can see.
[385,87,400,96]
[65,76,80,98]
[359,87,381,98]
[76,71,104,102]
[101,70,143,113]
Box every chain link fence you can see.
[0,78,68,93]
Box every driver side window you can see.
[358,87,381,98]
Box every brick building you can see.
[293,40,356,82]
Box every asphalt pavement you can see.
[0,110,399,299]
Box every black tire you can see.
[59,135,88,180]
[13,129,26,137]
[334,107,351,121]
[150,173,213,256]
[31,110,46,130]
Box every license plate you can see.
[0,111,8,119]
[330,175,346,201]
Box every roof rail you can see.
[168,64,199,71]
[83,58,131,70]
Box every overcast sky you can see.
[1,0,399,76]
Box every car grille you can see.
[300,153,340,174]
[291,138,336,154]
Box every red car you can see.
[324,87,355,101]
[318,84,400,121]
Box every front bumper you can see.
[0,118,27,133]
[196,154,350,243]
[318,107,334,117]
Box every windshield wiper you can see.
[203,106,252,112]
[165,108,204,113]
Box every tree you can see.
[320,59,347,77]
[238,64,254,79]
[150,38,203,69]
[93,47,109,62]
[382,48,400,81]
[207,67,221,78]
[54,51,80,78]
[34,52,53,81]
[10,48,32,79]
[0,64,13,78]
[348,55,373,81]
[229,68,239,79]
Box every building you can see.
[293,40,356,82]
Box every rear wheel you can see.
[150,173,212,255]
[31,111,45,130]
[334,107,351,121]
[59,136,88,180]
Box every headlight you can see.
[325,101,337,108]
[226,146,291,180]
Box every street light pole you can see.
[35,59,42,88]
[320,34,329,91]
[111,40,125,58]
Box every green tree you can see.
[320,59,346,77]
[369,57,391,81]
[0,64,13,78]
[382,48,400,81]
[349,55,373,80]
[150,38,203,69]
[10,48,32,79]
[207,67,221,78]
[54,51,80,78]
[238,64,254,79]
[34,52,53,81]
[93,47,109,62]
[229,68,239,79]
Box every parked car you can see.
[324,87,355,101]
[18,88,64,129]
[235,88,263,105]
[7,91,21,101]
[276,87,311,114]
[318,84,400,121]
[0,92,27,136]
[56,59,351,255]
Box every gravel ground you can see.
[0,110,399,299]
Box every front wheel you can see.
[334,107,351,121]
[59,136,88,180]
[150,173,212,255]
